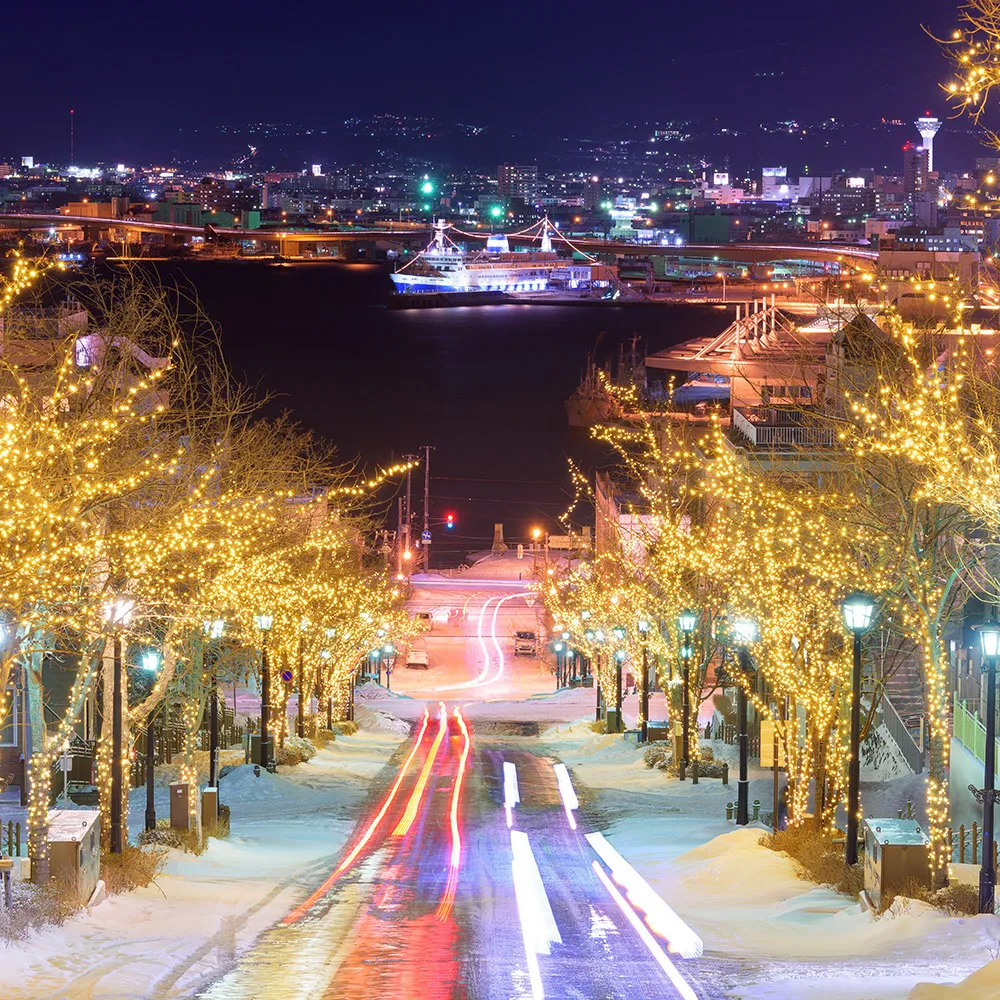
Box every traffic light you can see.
[446,512,455,530]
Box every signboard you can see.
[760,720,786,769]
[280,669,294,685]
[421,530,431,542]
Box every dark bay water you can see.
[152,261,730,563]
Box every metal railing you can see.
[954,693,1000,773]
[731,406,836,448]
[880,695,924,774]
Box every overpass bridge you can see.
[0,213,432,259]
[0,212,876,271]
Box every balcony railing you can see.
[731,406,836,449]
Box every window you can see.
[0,690,17,746]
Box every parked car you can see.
[405,649,429,669]
[514,631,538,656]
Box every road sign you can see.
[280,669,294,684]
[421,530,431,542]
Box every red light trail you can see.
[436,707,471,920]
[393,702,448,837]
[282,706,431,925]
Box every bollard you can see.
[679,761,686,782]
[692,759,699,785]
[0,857,12,911]
[752,799,761,822]
[960,824,967,864]
[726,802,734,821]
[722,762,729,786]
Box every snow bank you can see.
[909,958,1000,999]
[354,704,411,736]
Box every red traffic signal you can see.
[446,512,455,529]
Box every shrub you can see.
[330,720,359,736]
[0,877,80,942]
[762,824,862,899]
[275,734,319,767]
[933,881,979,916]
[100,844,167,895]
[643,742,670,769]
[314,728,337,745]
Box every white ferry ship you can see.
[390,220,573,294]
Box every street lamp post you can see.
[678,610,698,769]
[254,614,273,768]
[105,597,134,855]
[203,620,224,792]
[612,626,626,734]
[841,591,876,866]
[140,649,160,833]
[731,617,758,826]
[637,619,651,742]
[973,620,1000,913]
[297,622,310,739]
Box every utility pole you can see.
[396,497,404,577]
[422,444,434,572]
[403,454,417,570]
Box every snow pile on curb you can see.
[355,704,411,736]
[909,958,1000,998]
[355,681,409,702]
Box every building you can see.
[497,164,538,205]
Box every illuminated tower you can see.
[915,115,942,173]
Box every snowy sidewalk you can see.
[542,720,1000,1000]
[5,723,408,1000]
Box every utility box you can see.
[863,817,931,912]
[647,720,671,742]
[170,781,191,831]
[604,708,623,733]
[47,808,100,904]
[202,786,218,827]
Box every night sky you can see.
[2,0,961,164]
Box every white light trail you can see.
[510,830,561,1000]
[586,832,703,959]
[503,760,521,829]
[591,861,700,1000]
[552,762,579,830]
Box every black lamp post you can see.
[678,610,698,768]
[638,619,650,743]
[105,597,134,855]
[203,620,224,791]
[972,619,1000,914]
[254,614,273,767]
[612,626,626,734]
[731,617,758,826]
[140,649,161,833]
[841,591,876,866]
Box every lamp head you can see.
[841,591,876,633]
[730,617,758,646]
[678,609,698,633]
[140,650,161,672]
[254,613,273,633]
[979,620,1000,661]
[637,619,650,634]
[204,619,224,639]
[104,597,134,627]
